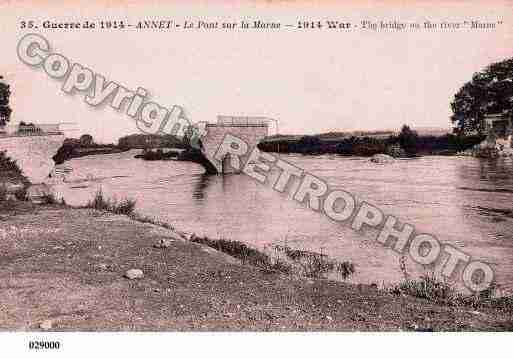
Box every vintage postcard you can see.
[1,0,512,356]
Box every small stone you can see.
[325,315,333,321]
[125,269,144,279]
[370,154,394,164]
[39,320,53,330]
[153,238,174,248]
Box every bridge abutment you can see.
[200,117,269,174]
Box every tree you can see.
[398,125,418,155]
[80,134,94,147]
[451,58,513,134]
[0,76,12,127]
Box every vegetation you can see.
[40,192,57,205]
[273,244,355,279]
[397,125,419,156]
[53,136,123,164]
[388,273,513,313]
[0,152,29,203]
[118,133,186,150]
[0,76,12,127]
[188,235,355,280]
[451,57,513,134]
[0,152,28,184]
[190,236,293,274]
[135,148,180,161]
[258,127,484,157]
[85,189,137,215]
[54,132,188,164]
[128,213,175,231]
[80,134,94,147]
[389,274,455,302]
[0,184,7,202]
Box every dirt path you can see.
[1,206,512,331]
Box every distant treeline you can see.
[118,133,186,150]
[258,132,485,157]
[134,148,182,161]
[53,137,124,165]
[54,133,188,164]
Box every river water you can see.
[55,150,513,293]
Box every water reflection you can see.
[192,174,211,200]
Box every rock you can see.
[325,315,333,321]
[370,154,394,164]
[125,269,144,279]
[39,320,53,330]
[153,238,174,248]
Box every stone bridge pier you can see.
[199,116,270,174]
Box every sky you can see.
[1,0,512,143]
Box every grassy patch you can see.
[84,189,136,215]
[40,192,57,205]
[389,274,455,302]
[273,245,355,279]
[0,152,29,185]
[388,273,513,311]
[188,237,355,279]
[190,236,293,275]
[0,152,30,205]
[129,213,175,231]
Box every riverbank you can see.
[258,133,485,157]
[53,145,128,164]
[1,201,513,331]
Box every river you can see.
[54,150,513,294]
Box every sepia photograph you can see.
[0,0,512,356]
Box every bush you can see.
[114,198,137,215]
[0,152,29,184]
[398,125,419,155]
[14,186,28,201]
[274,245,355,279]
[85,189,136,215]
[0,184,7,202]
[190,236,292,274]
[390,274,455,302]
[87,189,110,211]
